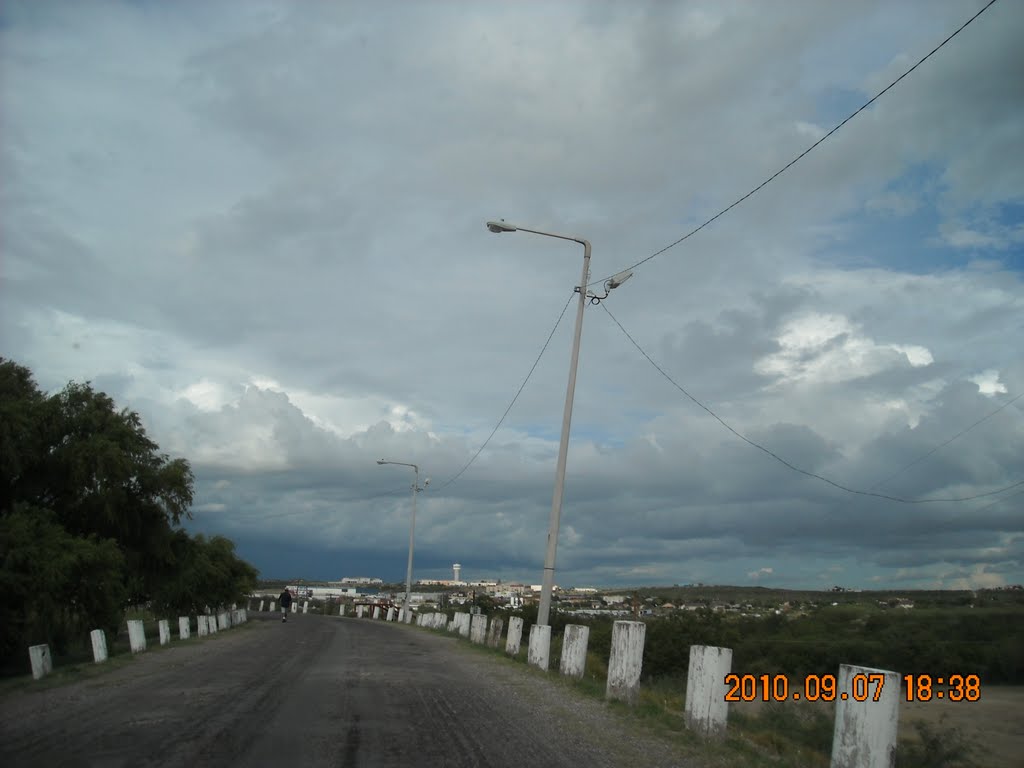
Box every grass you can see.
[422,615,992,768]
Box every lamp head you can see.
[486,220,517,233]
[607,269,634,290]
[377,459,387,465]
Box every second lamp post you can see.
[377,459,429,623]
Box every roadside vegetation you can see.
[432,591,1021,767]
[0,358,258,676]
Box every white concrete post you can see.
[372,606,381,620]
[606,620,646,704]
[302,601,309,614]
[270,600,277,612]
[432,613,443,629]
[527,624,551,671]
[560,624,589,680]
[29,644,52,680]
[217,612,229,631]
[386,607,396,622]
[197,615,208,637]
[291,601,297,613]
[208,613,218,634]
[178,617,190,640]
[831,664,900,768]
[506,616,524,656]
[339,604,346,617]
[684,645,733,738]
[356,605,364,618]
[259,600,265,612]
[487,617,504,648]
[91,629,108,663]
[127,619,147,653]
[470,614,488,644]
[457,612,471,638]
[158,619,171,646]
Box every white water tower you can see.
[453,563,461,582]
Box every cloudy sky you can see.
[2,0,1022,590]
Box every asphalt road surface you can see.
[0,613,700,768]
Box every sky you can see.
[2,0,1022,591]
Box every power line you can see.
[863,390,1024,493]
[590,0,1001,287]
[436,291,576,490]
[600,301,1024,504]
[970,487,1024,516]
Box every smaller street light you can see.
[377,459,429,623]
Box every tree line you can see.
[0,358,258,670]
[501,597,1024,684]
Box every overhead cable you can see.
[590,0,1001,287]
[436,291,576,489]
[600,302,1024,504]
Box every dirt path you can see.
[0,614,706,768]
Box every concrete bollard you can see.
[217,612,229,631]
[179,617,190,640]
[456,612,471,638]
[372,606,381,620]
[356,605,365,618]
[127,619,147,653]
[339,604,346,617]
[259,600,266,612]
[527,624,551,671]
[29,644,52,680]
[470,614,487,644]
[830,664,900,768]
[291,602,297,613]
[433,613,444,629]
[560,624,589,680]
[487,617,504,648]
[506,616,524,656]
[302,601,309,614]
[684,645,733,738]
[269,600,276,612]
[197,615,208,637]
[158,619,171,646]
[91,629,108,663]
[207,614,218,634]
[386,607,396,622]
[606,620,646,704]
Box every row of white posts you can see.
[28,606,249,681]
[250,599,351,617]
[406,613,900,768]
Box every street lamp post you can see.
[485,220,632,628]
[377,459,429,623]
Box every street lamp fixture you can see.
[377,459,429,623]
[485,219,631,628]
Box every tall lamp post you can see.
[486,220,632,627]
[377,459,429,623]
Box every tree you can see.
[0,358,259,671]
[0,360,195,603]
[0,504,125,662]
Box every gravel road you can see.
[0,614,705,768]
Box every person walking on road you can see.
[279,588,293,622]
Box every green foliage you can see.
[0,358,258,672]
[897,717,985,768]
[0,504,125,661]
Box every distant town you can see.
[255,563,1023,617]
